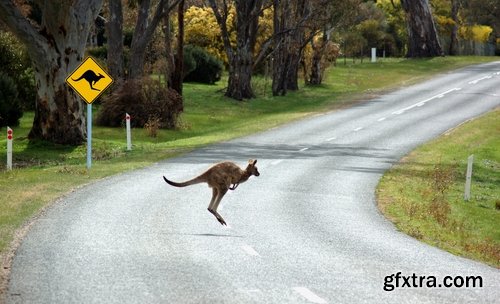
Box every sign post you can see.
[126,113,132,151]
[87,104,92,169]
[6,127,13,170]
[66,57,113,169]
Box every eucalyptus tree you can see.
[400,0,443,57]
[0,0,103,144]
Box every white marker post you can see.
[6,127,13,170]
[126,113,132,151]
[371,47,377,63]
[464,154,474,201]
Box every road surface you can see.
[7,62,500,303]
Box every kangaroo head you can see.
[98,73,105,79]
[246,159,260,176]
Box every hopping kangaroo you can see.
[163,159,260,226]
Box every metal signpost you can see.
[66,57,113,169]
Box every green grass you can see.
[377,109,500,267]
[0,56,498,262]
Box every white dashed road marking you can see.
[241,244,260,256]
[299,147,309,152]
[392,87,461,115]
[468,76,492,85]
[293,287,327,304]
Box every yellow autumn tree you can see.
[183,5,236,65]
[460,25,493,42]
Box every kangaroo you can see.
[163,159,260,226]
[72,70,105,91]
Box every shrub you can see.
[144,115,161,138]
[0,30,36,110]
[183,45,223,84]
[87,46,108,60]
[0,72,23,127]
[96,77,183,129]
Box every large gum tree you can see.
[0,1,103,145]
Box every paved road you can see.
[7,62,500,303]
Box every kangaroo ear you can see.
[252,159,257,165]
[248,159,254,165]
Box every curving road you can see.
[7,62,500,303]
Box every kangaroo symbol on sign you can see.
[72,70,105,91]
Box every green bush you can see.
[183,45,222,84]
[96,77,183,129]
[0,72,22,127]
[0,31,36,110]
[87,46,108,60]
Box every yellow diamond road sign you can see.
[66,56,113,104]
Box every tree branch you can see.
[0,0,46,61]
[207,0,234,61]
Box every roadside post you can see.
[6,127,13,170]
[464,154,474,201]
[66,57,113,169]
[371,48,377,63]
[126,113,132,151]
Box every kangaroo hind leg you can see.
[207,188,226,226]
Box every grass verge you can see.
[0,56,498,275]
[377,109,499,268]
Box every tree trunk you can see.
[272,0,289,96]
[401,0,443,57]
[227,51,255,100]
[449,0,460,55]
[163,8,175,87]
[208,0,262,100]
[272,0,309,95]
[285,46,302,91]
[107,0,124,81]
[129,0,152,79]
[309,39,325,85]
[129,0,180,79]
[0,0,103,145]
[226,0,262,100]
[29,57,86,145]
[171,0,185,95]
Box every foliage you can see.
[96,77,183,129]
[0,30,36,111]
[0,72,23,127]
[144,115,161,138]
[376,0,407,55]
[183,45,223,84]
[86,46,108,60]
[184,5,235,65]
[460,25,493,42]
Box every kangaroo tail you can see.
[71,76,83,81]
[163,175,204,187]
